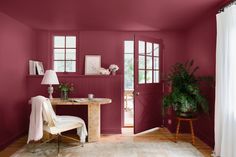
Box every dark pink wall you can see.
[29,30,185,133]
[35,30,186,74]
[0,12,36,150]
[184,14,216,147]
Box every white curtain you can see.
[215,4,236,157]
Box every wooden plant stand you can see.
[175,116,197,144]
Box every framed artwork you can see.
[85,55,101,75]
[29,60,44,75]
[35,61,44,75]
[29,60,36,75]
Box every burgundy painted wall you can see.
[34,30,186,75]
[0,12,36,150]
[29,30,185,133]
[184,14,216,147]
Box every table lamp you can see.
[41,70,59,99]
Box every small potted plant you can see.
[109,64,119,75]
[58,82,74,100]
[163,60,209,118]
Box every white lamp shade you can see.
[41,70,59,85]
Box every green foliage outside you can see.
[124,54,134,89]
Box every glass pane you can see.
[66,49,76,60]
[139,70,145,84]
[154,70,159,83]
[139,41,145,54]
[124,54,134,89]
[54,36,65,48]
[54,49,65,60]
[146,56,152,69]
[66,36,76,48]
[54,61,65,72]
[154,57,159,70]
[139,55,145,69]
[146,42,152,56]
[124,41,134,53]
[154,43,159,56]
[146,70,152,83]
[66,61,76,72]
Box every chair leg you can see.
[28,136,57,153]
[57,135,60,154]
[60,134,84,147]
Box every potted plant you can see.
[163,60,209,118]
[58,82,74,100]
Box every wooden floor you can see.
[0,127,212,157]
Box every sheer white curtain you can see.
[215,4,236,157]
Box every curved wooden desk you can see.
[50,98,112,142]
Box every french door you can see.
[134,35,163,134]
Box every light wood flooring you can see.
[0,127,212,157]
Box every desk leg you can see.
[88,104,100,142]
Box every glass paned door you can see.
[134,35,163,134]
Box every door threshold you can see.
[122,127,134,135]
[123,125,134,128]
[135,127,160,135]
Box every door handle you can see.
[135,92,140,96]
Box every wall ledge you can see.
[27,74,121,78]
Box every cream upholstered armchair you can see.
[28,96,87,153]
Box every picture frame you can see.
[29,60,45,75]
[35,61,44,75]
[29,60,36,75]
[85,55,101,75]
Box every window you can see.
[138,41,160,84]
[124,41,134,90]
[53,35,77,72]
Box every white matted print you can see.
[35,61,44,75]
[85,55,101,75]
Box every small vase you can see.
[61,91,68,100]
[112,71,116,75]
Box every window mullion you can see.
[144,42,146,84]
[64,36,66,72]
[152,43,154,83]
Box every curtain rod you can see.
[219,0,236,13]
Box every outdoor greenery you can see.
[163,60,209,117]
[124,54,134,89]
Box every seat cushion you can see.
[44,115,83,135]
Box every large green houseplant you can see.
[163,60,209,117]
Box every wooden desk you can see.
[51,98,112,142]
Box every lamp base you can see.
[48,85,54,99]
